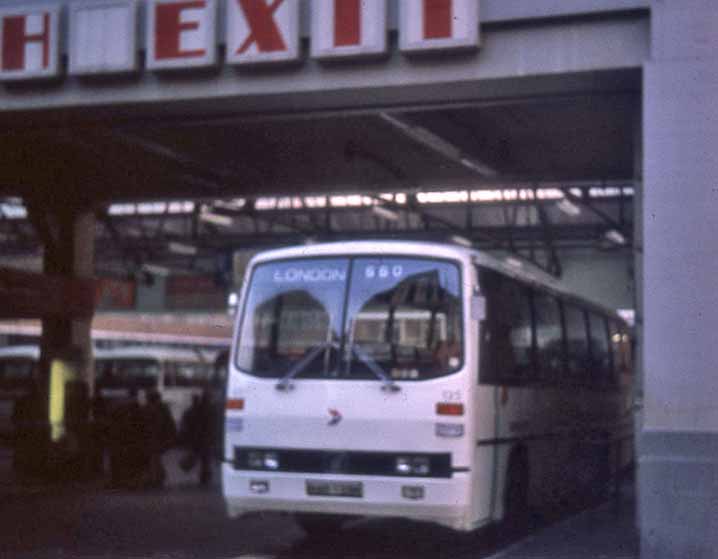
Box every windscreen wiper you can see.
[275,342,337,391]
[349,343,401,392]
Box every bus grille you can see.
[233,447,452,478]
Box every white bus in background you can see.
[0,344,221,441]
[222,241,634,534]
[95,346,218,423]
[0,345,39,442]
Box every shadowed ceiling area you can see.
[0,89,638,279]
[0,92,638,203]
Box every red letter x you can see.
[236,0,286,54]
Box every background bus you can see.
[95,346,219,423]
[0,344,220,442]
[0,345,39,442]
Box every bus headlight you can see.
[396,457,412,474]
[395,456,430,476]
[263,452,280,470]
[411,457,430,475]
[247,450,280,470]
[248,451,264,469]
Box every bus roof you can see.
[0,345,40,359]
[94,346,215,363]
[0,345,218,362]
[246,240,626,323]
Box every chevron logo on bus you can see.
[327,408,343,427]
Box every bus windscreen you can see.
[235,258,349,379]
[346,258,462,380]
[235,257,462,381]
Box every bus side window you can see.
[610,322,632,380]
[0,359,33,391]
[534,293,563,383]
[119,359,160,389]
[478,269,534,384]
[563,305,590,384]
[174,363,207,387]
[588,313,611,386]
[95,360,113,388]
[164,361,177,388]
[621,328,633,375]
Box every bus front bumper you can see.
[222,464,474,531]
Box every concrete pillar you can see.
[39,207,96,394]
[640,1,718,557]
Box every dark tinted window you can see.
[0,358,34,390]
[165,362,209,387]
[588,313,611,384]
[534,293,564,381]
[480,270,534,383]
[609,321,632,379]
[620,328,633,375]
[564,305,590,381]
[96,359,160,389]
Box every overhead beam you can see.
[535,195,563,277]
[379,113,498,178]
[564,189,630,235]
[87,223,620,258]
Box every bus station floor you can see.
[0,446,639,559]
[484,488,638,559]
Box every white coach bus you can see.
[222,241,633,533]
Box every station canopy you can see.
[0,90,636,280]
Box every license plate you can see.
[306,480,363,498]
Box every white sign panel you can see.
[69,0,138,75]
[399,0,479,53]
[0,3,60,81]
[311,0,387,60]
[147,0,217,70]
[226,0,300,65]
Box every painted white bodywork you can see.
[223,241,482,530]
[221,240,634,531]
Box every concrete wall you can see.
[0,3,649,117]
[640,1,718,557]
[558,248,634,311]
